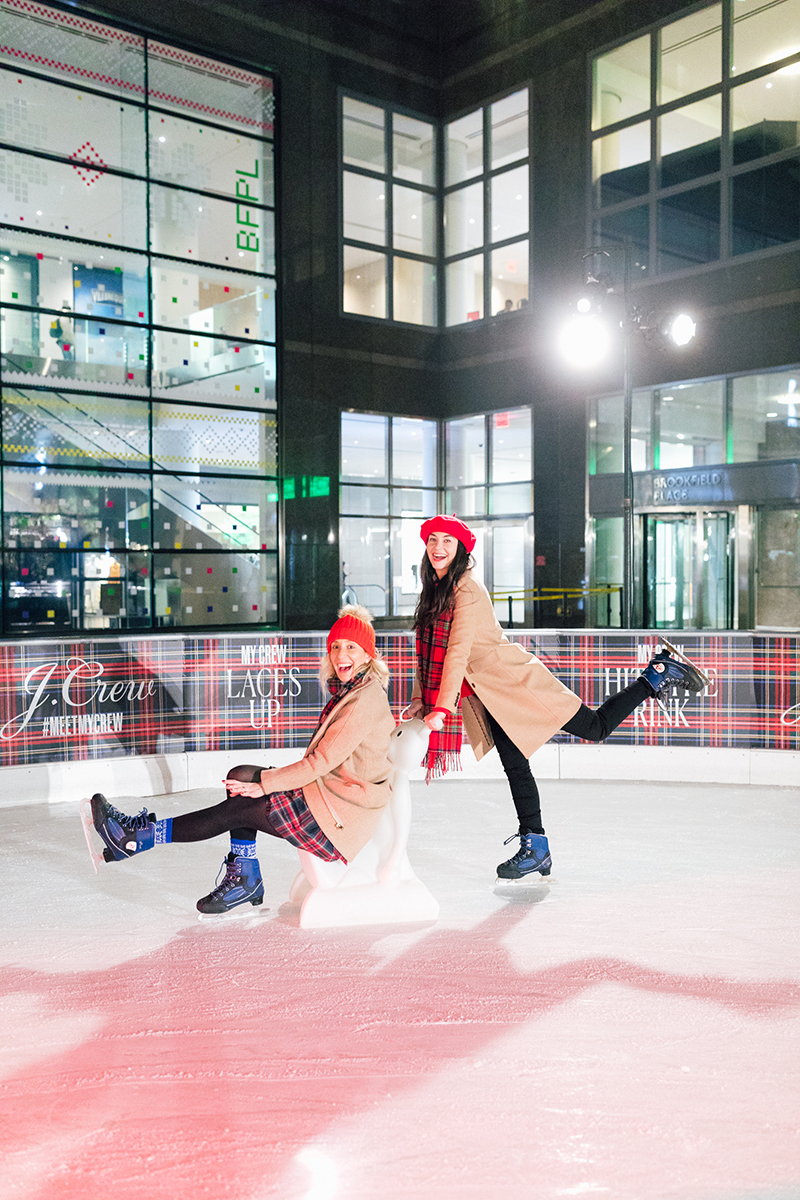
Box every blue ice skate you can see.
[91,792,155,862]
[639,638,710,698]
[496,830,552,881]
[196,852,264,916]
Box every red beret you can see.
[420,515,476,553]
[327,612,376,657]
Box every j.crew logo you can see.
[0,658,156,741]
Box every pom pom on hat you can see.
[326,603,376,657]
[420,514,476,553]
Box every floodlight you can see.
[558,313,612,369]
[639,309,697,350]
[666,312,696,347]
[575,279,609,314]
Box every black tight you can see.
[487,678,652,835]
[561,678,652,742]
[486,711,546,836]
[170,764,283,845]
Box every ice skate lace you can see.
[502,833,529,864]
[106,803,150,832]
[208,857,240,898]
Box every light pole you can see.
[621,244,634,628]
[559,242,696,629]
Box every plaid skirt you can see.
[266,786,345,864]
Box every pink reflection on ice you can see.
[1,903,799,1198]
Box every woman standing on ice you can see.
[407,515,708,883]
[87,606,395,915]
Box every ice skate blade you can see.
[197,902,266,922]
[658,637,711,689]
[79,797,104,874]
[494,872,554,887]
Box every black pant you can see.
[486,678,652,836]
[170,764,281,845]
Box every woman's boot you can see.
[196,853,264,915]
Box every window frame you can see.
[339,90,439,327]
[588,0,800,281]
[339,85,533,328]
[0,6,279,637]
[442,87,532,326]
[339,410,440,620]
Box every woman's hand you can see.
[224,778,266,799]
[424,711,445,732]
[405,698,424,719]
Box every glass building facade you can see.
[339,405,533,624]
[444,89,530,325]
[340,87,531,327]
[0,0,277,634]
[0,0,796,641]
[591,0,800,274]
[587,368,800,630]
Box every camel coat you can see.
[259,675,395,862]
[413,572,582,760]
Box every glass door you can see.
[645,511,732,629]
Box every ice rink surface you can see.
[1,773,799,1200]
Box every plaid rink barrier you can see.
[0,631,796,766]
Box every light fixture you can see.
[558,312,612,369]
[777,379,797,404]
[559,250,616,367]
[560,244,700,628]
[667,312,696,346]
[639,310,697,350]
[575,279,609,314]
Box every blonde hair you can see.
[319,603,390,691]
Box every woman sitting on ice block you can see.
[86,606,395,915]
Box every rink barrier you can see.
[0,629,796,805]
[1,744,797,808]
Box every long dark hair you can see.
[413,541,474,628]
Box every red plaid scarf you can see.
[416,607,463,782]
[315,671,365,733]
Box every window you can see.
[591,1,800,276]
[0,0,278,634]
[340,413,438,616]
[658,381,725,468]
[338,406,534,624]
[731,371,800,462]
[445,407,533,518]
[444,90,530,324]
[588,390,652,474]
[445,407,533,624]
[340,88,531,327]
[588,367,799,474]
[587,517,623,628]
[341,97,437,325]
[756,508,800,627]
